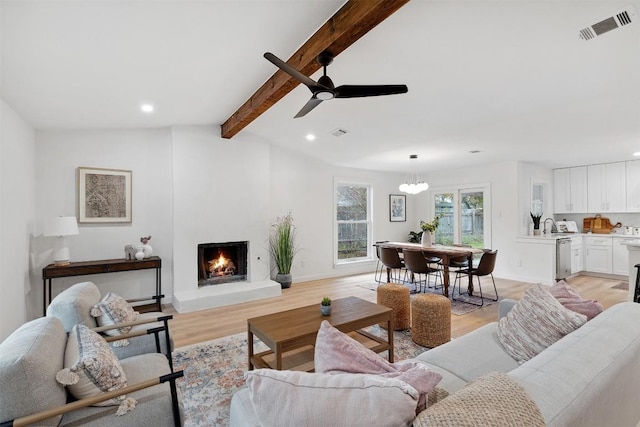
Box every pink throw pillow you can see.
[549,281,603,320]
[314,320,442,412]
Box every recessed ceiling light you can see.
[141,104,154,113]
[634,152,640,157]
[306,134,316,141]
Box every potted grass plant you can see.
[269,213,297,288]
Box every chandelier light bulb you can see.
[399,155,428,195]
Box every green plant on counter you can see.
[321,296,331,306]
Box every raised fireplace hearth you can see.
[198,241,248,286]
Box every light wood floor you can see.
[166,273,629,349]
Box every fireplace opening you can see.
[198,241,248,286]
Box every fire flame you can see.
[208,253,236,277]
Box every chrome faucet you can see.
[543,218,557,234]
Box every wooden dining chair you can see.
[402,249,442,293]
[452,249,498,306]
[378,247,408,284]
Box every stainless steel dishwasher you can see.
[556,238,572,280]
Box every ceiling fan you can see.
[264,51,408,118]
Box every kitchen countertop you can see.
[517,233,640,242]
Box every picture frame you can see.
[389,194,406,222]
[77,167,132,223]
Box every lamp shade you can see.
[44,216,79,237]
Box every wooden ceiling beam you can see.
[220,0,410,139]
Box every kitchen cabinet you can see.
[626,160,640,212]
[554,167,588,213]
[587,162,626,213]
[584,236,612,274]
[613,238,634,276]
[571,237,583,274]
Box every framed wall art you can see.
[78,167,132,223]
[389,194,406,222]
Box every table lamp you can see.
[44,216,79,266]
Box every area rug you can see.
[172,326,428,426]
[611,281,629,291]
[358,280,500,315]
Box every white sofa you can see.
[230,300,640,426]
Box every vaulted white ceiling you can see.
[2,0,639,173]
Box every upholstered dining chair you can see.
[378,246,407,284]
[452,249,498,306]
[402,249,442,293]
[374,241,389,284]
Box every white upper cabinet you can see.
[587,162,626,213]
[554,166,587,213]
[627,160,640,212]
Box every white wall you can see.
[269,145,410,283]
[34,128,173,305]
[0,100,36,341]
[170,126,409,290]
[518,162,554,235]
[171,126,273,294]
[415,160,520,279]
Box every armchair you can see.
[0,316,183,427]
[46,281,173,361]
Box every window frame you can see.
[428,183,492,249]
[333,178,374,266]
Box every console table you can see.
[42,256,162,315]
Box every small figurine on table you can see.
[140,236,153,258]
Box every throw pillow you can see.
[496,284,587,363]
[549,280,603,320]
[414,372,545,427]
[56,324,136,415]
[245,369,418,427]
[314,320,442,412]
[91,292,138,345]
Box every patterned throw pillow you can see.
[91,292,138,338]
[56,324,136,414]
[497,284,587,364]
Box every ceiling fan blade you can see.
[294,97,323,118]
[264,52,327,91]
[334,84,408,98]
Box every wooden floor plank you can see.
[166,273,629,349]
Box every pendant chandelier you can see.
[399,154,428,194]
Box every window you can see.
[335,181,372,263]
[431,184,491,249]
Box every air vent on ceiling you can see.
[330,128,348,137]
[579,6,636,41]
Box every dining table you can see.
[376,242,484,298]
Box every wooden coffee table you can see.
[247,296,394,371]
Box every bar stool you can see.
[634,264,640,303]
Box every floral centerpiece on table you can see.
[420,215,441,233]
[419,215,441,247]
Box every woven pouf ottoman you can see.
[411,294,451,347]
[376,283,411,330]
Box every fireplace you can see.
[198,241,248,286]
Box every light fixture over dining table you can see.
[399,154,429,194]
